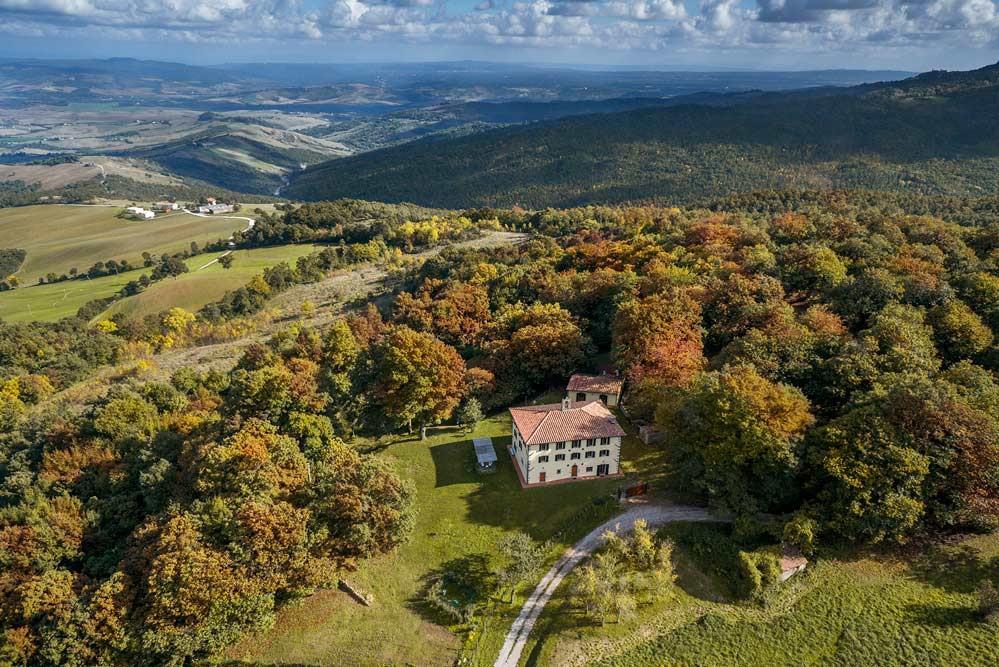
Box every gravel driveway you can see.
[493,501,720,667]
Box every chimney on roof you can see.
[562,395,571,411]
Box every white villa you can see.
[509,397,625,486]
[566,372,624,406]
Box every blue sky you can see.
[0,0,995,70]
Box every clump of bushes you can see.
[736,549,782,602]
[783,514,818,556]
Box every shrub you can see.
[15,374,54,405]
[737,551,763,600]
[456,397,484,429]
[425,578,469,623]
[783,514,818,555]
[736,549,782,601]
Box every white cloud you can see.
[0,0,995,59]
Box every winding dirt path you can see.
[493,501,720,667]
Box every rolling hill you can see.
[118,119,351,194]
[285,63,999,208]
[0,205,244,284]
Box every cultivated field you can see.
[100,244,318,320]
[0,244,317,323]
[0,204,244,284]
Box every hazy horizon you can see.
[0,55,926,75]
[0,0,995,73]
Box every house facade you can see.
[509,398,625,486]
[566,373,624,407]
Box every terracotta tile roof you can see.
[566,373,624,395]
[509,400,626,446]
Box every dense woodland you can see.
[0,190,997,663]
[286,63,999,208]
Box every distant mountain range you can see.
[0,58,919,197]
[0,58,910,109]
[284,62,999,208]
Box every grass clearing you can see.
[524,523,999,667]
[0,244,318,322]
[0,204,244,284]
[228,408,669,667]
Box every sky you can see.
[0,0,996,71]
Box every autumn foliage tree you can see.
[0,321,415,665]
[658,365,814,515]
[483,302,591,404]
[613,291,705,383]
[368,325,468,431]
[393,278,492,349]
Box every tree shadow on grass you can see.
[671,549,733,603]
[910,544,999,594]
[407,553,496,626]
[521,594,606,667]
[660,522,741,603]
[904,603,980,627]
[429,438,480,487]
[458,436,630,542]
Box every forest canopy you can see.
[1,189,997,664]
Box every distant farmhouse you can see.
[154,201,179,211]
[509,397,625,486]
[566,373,624,406]
[124,206,154,220]
[197,203,234,214]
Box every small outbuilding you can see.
[779,546,809,582]
[566,373,624,407]
[473,436,497,474]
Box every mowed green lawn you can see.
[0,205,244,284]
[228,409,668,667]
[100,244,319,321]
[0,244,318,323]
[525,525,999,667]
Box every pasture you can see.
[0,204,244,284]
[0,269,137,322]
[0,244,318,323]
